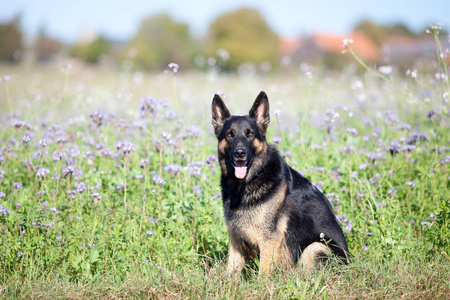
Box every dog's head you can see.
[211,91,270,180]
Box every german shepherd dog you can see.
[212,91,349,274]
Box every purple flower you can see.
[147,216,159,224]
[22,135,31,143]
[36,168,50,179]
[210,192,221,201]
[185,125,203,137]
[401,145,416,153]
[193,184,202,195]
[146,230,153,236]
[75,181,88,193]
[397,123,411,131]
[273,136,282,145]
[168,62,179,73]
[163,164,182,175]
[18,252,24,257]
[101,148,112,158]
[346,128,358,136]
[13,182,22,190]
[359,164,367,170]
[89,192,103,199]
[384,110,399,124]
[376,201,386,208]
[366,152,386,161]
[311,166,324,173]
[421,221,430,226]
[52,151,63,161]
[116,140,135,156]
[90,110,105,127]
[164,110,177,120]
[45,221,56,228]
[406,181,416,187]
[340,145,355,153]
[0,192,6,198]
[140,97,159,118]
[426,110,436,118]
[1,205,11,215]
[187,162,204,177]
[39,138,49,147]
[336,215,352,234]
[116,119,129,130]
[356,190,365,201]
[388,187,397,197]
[152,174,166,186]
[140,158,149,168]
[16,203,22,209]
[62,166,75,177]
[362,245,368,252]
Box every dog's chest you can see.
[223,183,287,247]
[225,204,271,247]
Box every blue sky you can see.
[1,0,449,43]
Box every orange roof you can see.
[311,32,379,61]
[279,37,303,56]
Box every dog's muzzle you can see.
[233,147,248,179]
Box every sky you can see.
[1,0,449,43]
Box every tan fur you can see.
[218,139,228,176]
[226,184,293,275]
[299,242,331,271]
[245,139,267,183]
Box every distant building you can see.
[281,32,379,67]
[281,31,447,70]
[381,35,438,64]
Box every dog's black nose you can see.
[234,148,246,159]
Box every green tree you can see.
[354,20,388,46]
[36,28,62,62]
[125,13,195,70]
[0,16,23,62]
[72,36,111,63]
[354,20,417,45]
[205,8,279,69]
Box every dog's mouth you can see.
[234,160,248,179]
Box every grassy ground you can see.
[0,39,449,298]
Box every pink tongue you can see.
[235,161,247,179]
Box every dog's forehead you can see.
[225,115,255,130]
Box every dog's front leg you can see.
[227,229,246,274]
[259,240,281,275]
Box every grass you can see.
[0,29,450,299]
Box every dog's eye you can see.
[227,131,234,138]
[247,130,254,137]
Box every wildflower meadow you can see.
[0,27,449,299]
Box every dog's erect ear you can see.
[212,94,231,137]
[249,91,270,135]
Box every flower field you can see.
[0,35,449,298]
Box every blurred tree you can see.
[72,36,111,63]
[388,23,415,36]
[354,20,388,46]
[354,20,418,45]
[125,13,195,70]
[36,28,62,62]
[0,16,23,62]
[205,8,279,69]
